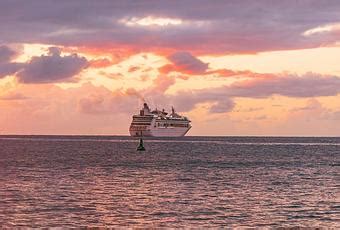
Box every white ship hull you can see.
[129,126,191,137]
[129,103,191,137]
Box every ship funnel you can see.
[141,102,151,115]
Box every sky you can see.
[1,0,340,136]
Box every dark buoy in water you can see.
[137,138,145,151]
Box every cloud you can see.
[98,71,123,80]
[227,73,340,98]
[289,99,340,122]
[70,84,139,115]
[151,75,176,92]
[159,51,254,78]
[120,16,183,27]
[0,45,18,63]
[168,89,235,113]
[209,69,255,78]
[128,66,141,72]
[102,69,340,116]
[329,110,340,120]
[0,45,89,82]
[125,88,145,102]
[0,45,24,78]
[209,100,235,113]
[2,1,340,54]
[149,72,340,114]
[235,107,263,113]
[0,83,139,134]
[16,47,88,83]
[89,58,113,68]
[140,78,235,114]
[0,45,23,78]
[159,51,209,74]
[0,92,28,100]
[303,22,340,36]
[115,70,340,116]
[2,73,340,135]
[0,62,24,78]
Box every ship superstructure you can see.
[129,103,191,137]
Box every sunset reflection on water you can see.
[0,136,339,228]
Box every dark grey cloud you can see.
[0,45,23,78]
[0,62,23,78]
[1,1,340,54]
[17,47,88,83]
[0,45,88,82]
[0,45,17,63]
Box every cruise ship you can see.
[129,103,191,137]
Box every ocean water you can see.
[0,136,339,228]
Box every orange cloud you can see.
[128,66,141,72]
[89,58,113,68]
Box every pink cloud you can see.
[151,75,176,92]
[0,83,140,134]
[2,72,340,135]
[159,52,209,75]
[142,72,340,114]
[0,92,28,100]
[159,51,254,78]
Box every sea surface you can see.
[0,135,339,228]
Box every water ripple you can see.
[0,136,339,228]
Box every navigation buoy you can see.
[137,138,146,151]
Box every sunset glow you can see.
[120,16,183,27]
[1,1,340,135]
[303,23,340,36]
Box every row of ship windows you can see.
[133,118,153,121]
[155,123,189,127]
[130,126,148,131]
[131,122,151,126]
[131,123,189,127]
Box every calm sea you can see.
[0,136,339,228]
